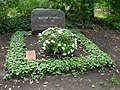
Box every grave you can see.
[31,8,65,34]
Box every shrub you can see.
[37,27,77,56]
[0,15,31,33]
[0,0,49,33]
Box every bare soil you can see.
[0,29,120,90]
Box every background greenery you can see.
[0,0,120,33]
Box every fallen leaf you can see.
[5,85,7,88]
[55,84,59,87]
[92,84,95,88]
[116,69,120,73]
[43,85,47,87]
[9,88,11,90]
[44,82,48,84]
[30,80,33,84]
[35,80,39,83]
[18,86,20,88]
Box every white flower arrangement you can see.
[37,27,78,56]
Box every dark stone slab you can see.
[31,8,65,34]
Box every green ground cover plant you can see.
[4,30,115,80]
[111,73,120,85]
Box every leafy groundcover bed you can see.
[4,30,115,80]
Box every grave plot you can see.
[4,29,115,80]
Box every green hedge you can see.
[4,30,115,80]
[0,15,31,33]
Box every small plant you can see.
[111,73,120,85]
[37,27,78,56]
[113,22,120,32]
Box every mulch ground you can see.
[0,29,120,90]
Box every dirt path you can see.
[0,30,120,90]
[0,33,12,78]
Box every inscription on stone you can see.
[31,8,65,33]
[26,50,36,60]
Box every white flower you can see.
[70,49,74,53]
[47,27,53,30]
[38,33,42,36]
[72,44,74,48]
[71,33,76,36]
[42,29,48,34]
[58,44,61,46]
[74,38,77,47]
[63,53,67,56]
[75,43,77,49]
[67,52,70,54]
[45,40,50,44]
[61,47,65,50]
[43,43,46,46]
[42,47,46,50]
[51,34,55,37]
[51,40,55,43]
[58,31,62,34]
[38,40,41,42]
[64,44,66,46]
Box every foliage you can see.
[0,0,49,33]
[0,0,94,30]
[4,31,31,79]
[17,0,49,15]
[95,0,120,17]
[111,73,120,85]
[1,0,120,32]
[94,0,120,30]
[112,22,120,32]
[0,1,8,20]
[50,0,94,29]
[37,27,77,56]
[4,30,115,80]
[0,15,31,33]
[0,0,49,17]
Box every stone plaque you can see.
[31,8,65,33]
[26,50,36,60]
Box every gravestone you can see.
[31,8,65,34]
